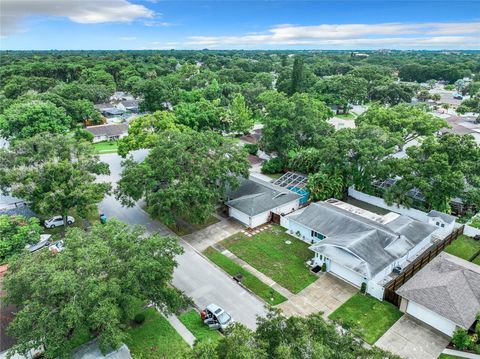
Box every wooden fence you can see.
[383,225,464,306]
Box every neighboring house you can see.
[282,199,437,299]
[226,177,301,228]
[73,340,132,359]
[86,124,128,143]
[116,100,139,113]
[397,252,480,336]
[0,195,36,218]
[426,210,457,238]
[110,91,135,102]
[94,103,125,117]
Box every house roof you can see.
[297,201,436,278]
[226,177,301,217]
[427,210,456,224]
[397,252,480,329]
[94,103,116,110]
[120,100,138,107]
[86,123,128,137]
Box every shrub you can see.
[360,282,367,294]
[134,313,146,324]
[321,263,327,272]
[261,157,284,174]
[452,328,471,350]
[245,143,258,156]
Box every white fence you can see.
[464,224,480,237]
[348,187,429,222]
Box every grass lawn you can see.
[473,255,480,265]
[444,235,480,261]
[92,141,118,154]
[204,247,287,305]
[329,293,403,344]
[438,354,464,359]
[220,225,317,293]
[178,309,222,343]
[124,307,189,358]
[335,112,356,120]
[43,206,99,237]
[265,173,284,180]
[469,217,480,229]
[166,215,220,236]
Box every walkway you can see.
[164,313,196,346]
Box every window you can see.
[311,230,325,240]
[441,223,445,228]
[436,221,440,226]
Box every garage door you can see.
[407,301,457,336]
[329,261,364,287]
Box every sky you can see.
[0,0,479,50]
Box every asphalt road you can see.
[98,151,266,329]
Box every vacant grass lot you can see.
[124,307,188,358]
[329,293,403,344]
[204,247,287,305]
[178,309,222,343]
[221,225,317,293]
[444,235,480,261]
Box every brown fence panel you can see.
[270,212,281,224]
[384,225,464,305]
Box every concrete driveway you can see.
[98,152,266,330]
[278,273,357,318]
[375,315,450,359]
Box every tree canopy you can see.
[0,215,42,262]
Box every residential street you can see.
[98,151,266,330]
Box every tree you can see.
[0,100,71,140]
[3,220,184,358]
[356,104,447,145]
[290,56,305,95]
[0,133,110,228]
[226,93,254,135]
[186,308,400,359]
[115,131,249,225]
[174,98,227,132]
[307,172,344,202]
[368,82,417,105]
[139,76,181,112]
[0,215,42,262]
[259,91,334,157]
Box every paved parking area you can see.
[278,273,357,318]
[375,315,450,359]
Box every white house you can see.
[85,123,128,143]
[282,199,437,300]
[426,210,457,238]
[397,252,480,336]
[226,177,301,228]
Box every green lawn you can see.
[329,293,403,344]
[178,309,222,343]
[43,206,99,237]
[438,354,464,359]
[204,247,287,305]
[92,141,118,154]
[469,217,480,229]
[220,225,317,293]
[124,307,189,358]
[164,215,220,236]
[473,255,480,265]
[335,112,356,120]
[444,235,480,261]
[265,173,284,180]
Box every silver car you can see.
[202,304,234,332]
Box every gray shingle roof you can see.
[298,202,436,278]
[86,124,128,137]
[226,177,301,217]
[427,210,456,224]
[120,100,139,108]
[397,252,480,328]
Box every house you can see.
[427,210,456,237]
[397,252,480,336]
[226,177,301,228]
[0,195,36,219]
[94,103,125,117]
[116,100,139,113]
[110,91,135,102]
[85,123,128,143]
[283,199,437,299]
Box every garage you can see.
[329,260,365,288]
[406,301,457,336]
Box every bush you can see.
[245,143,258,156]
[134,313,146,324]
[360,282,367,294]
[261,157,284,174]
[452,328,471,350]
[321,263,327,272]
[74,128,94,143]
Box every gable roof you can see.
[427,210,456,224]
[86,123,128,137]
[120,100,139,108]
[397,252,480,328]
[297,201,436,278]
[226,177,301,217]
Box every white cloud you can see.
[144,21,176,27]
[186,22,480,49]
[1,0,154,36]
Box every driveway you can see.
[98,152,266,330]
[182,218,244,252]
[277,273,357,318]
[375,315,450,359]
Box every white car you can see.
[44,216,75,229]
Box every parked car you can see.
[44,216,75,229]
[25,234,52,253]
[201,304,234,332]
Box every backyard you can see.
[444,235,480,261]
[92,141,118,154]
[178,309,222,344]
[124,307,189,358]
[204,247,287,305]
[220,225,317,293]
[329,293,403,344]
